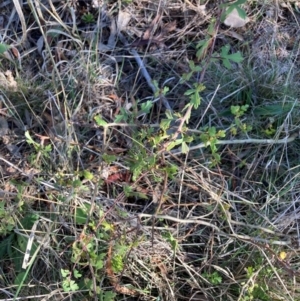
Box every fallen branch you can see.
[170,132,299,156]
[118,32,172,112]
[138,213,294,246]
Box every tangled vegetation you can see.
[0,0,300,300]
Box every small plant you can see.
[0,201,15,235]
[240,266,271,301]
[162,230,178,252]
[212,45,244,69]
[203,271,222,285]
[25,131,52,165]
[230,104,252,135]
[61,269,81,292]
[81,12,95,24]
[200,126,226,165]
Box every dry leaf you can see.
[224,8,249,28]
[36,36,44,55]
[107,18,117,49]
[117,11,131,32]
[11,47,20,59]
[0,70,18,91]
[0,116,9,137]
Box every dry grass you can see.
[0,0,300,300]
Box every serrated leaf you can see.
[73,269,82,279]
[184,135,194,143]
[189,60,195,69]
[61,269,70,278]
[221,45,230,56]
[102,290,117,301]
[222,58,231,69]
[114,114,124,122]
[191,92,201,109]
[208,127,216,136]
[228,52,244,63]
[68,280,79,291]
[160,119,172,130]
[217,130,226,138]
[141,100,153,114]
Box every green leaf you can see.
[82,170,94,180]
[102,154,117,163]
[189,60,195,69]
[163,86,169,94]
[196,39,211,59]
[14,272,27,286]
[160,119,172,130]
[73,269,82,279]
[141,101,153,114]
[72,179,82,188]
[228,52,243,63]
[0,43,9,54]
[220,46,243,68]
[191,92,201,109]
[94,116,108,126]
[195,83,206,93]
[165,110,174,119]
[102,290,117,301]
[184,135,194,143]
[207,17,216,35]
[166,139,183,151]
[184,89,195,96]
[223,5,235,18]
[61,269,70,278]
[93,253,105,269]
[221,45,230,56]
[75,204,91,225]
[231,105,240,116]
[181,142,189,154]
[220,0,247,9]
[233,0,248,6]
[217,130,226,138]
[208,127,216,136]
[114,108,129,122]
[25,131,37,145]
[236,6,247,19]
[62,279,79,292]
[222,58,231,69]
[44,144,52,152]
